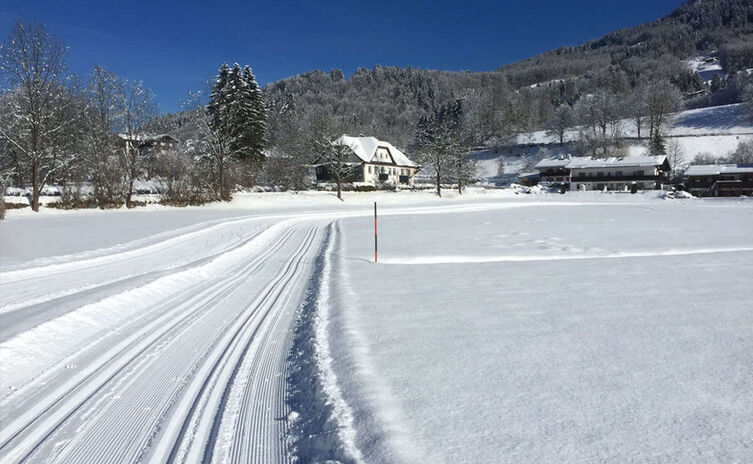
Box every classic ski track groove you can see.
[0,219,326,464]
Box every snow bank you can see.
[286,223,361,463]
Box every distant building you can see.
[518,172,540,186]
[567,156,670,191]
[685,164,753,197]
[534,157,571,187]
[118,134,180,178]
[118,134,180,154]
[314,135,420,186]
[532,155,670,191]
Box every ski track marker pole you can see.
[374,201,378,263]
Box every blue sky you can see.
[1,0,682,113]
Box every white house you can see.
[567,155,670,191]
[314,135,420,186]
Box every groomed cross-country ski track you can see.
[0,200,531,464]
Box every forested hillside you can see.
[263,0,753,150]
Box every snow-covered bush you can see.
[662,190,694,199]
[50,184,97,209]
[153,149,214,206]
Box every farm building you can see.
[567,156,670,191]
[685,164,753,197]
[534,157,571,187]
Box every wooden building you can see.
[685,164,753,197]
[567,156,670,191]
[518,172,540,187]
[533,157,571,187]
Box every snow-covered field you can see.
[322,195,753,462]
[1,190,751,463]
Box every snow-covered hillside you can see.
[684,55,726,84]
[474,103,753,182]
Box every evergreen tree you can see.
[649,132,666,156]
[205,63,268,198]
[242,65,267,164]
[208,63,231,132]
[710,74,723,93]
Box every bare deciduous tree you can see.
[415,101,463,197]
[306,110,356,201]
[666,138,687,183]
[546,105,574,145]
[645,80,683,140]
[84,65,124,207]
[113,78,158,208]
[0,20,77,211]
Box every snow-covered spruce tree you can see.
[240,65,267,164]
[206,63,267,198]
[649,131,667,156]
[205,63,235,200]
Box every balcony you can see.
[571,174,664,183]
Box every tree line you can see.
[0,21,266,212]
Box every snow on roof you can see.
[534,156,571,169]
[118,133,180,143]
[333,135,418,167]
[685,164,753,176]
[565,155,667,169]
[518,172,540,178]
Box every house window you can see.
[615,171,623,177]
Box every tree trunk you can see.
[126,176,134,208]
[457,159,462,195]
[218,156,225,201]
[436,167,442,197]
[127,157,137,208]
[32,160,40,212]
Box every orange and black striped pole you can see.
[374,202,378,263]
